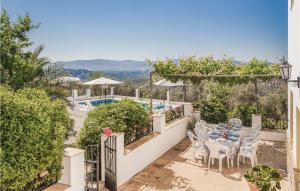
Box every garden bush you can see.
[77,100,151,148]
[229,104,257,126]
[192,82,231,124]
[165,106,183,123]
[196,99,228,124]
[0,86,73,191]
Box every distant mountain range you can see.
[64,69,150,81]
[56,58,246,72]
[57,58,246,80]
[56,59,151,71]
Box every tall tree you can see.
[0,10,49,89]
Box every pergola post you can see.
[183,81,187,102]
[254,77,259,113]
[110,87,114,96]
[135,89,140,99]
[167,89,170,104]
[150,72,153,114]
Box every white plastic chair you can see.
[194,127,209,141]
[244,132,260,143]
[249,125,261,134]
[228,118,242,127]
[187,131,208,163]
[206,141,229,172]
[195,120,213,138]
[237,141,259,168]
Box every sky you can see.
[2,0,287,62]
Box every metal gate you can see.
[105,136,117,191]
[85,145,100,191]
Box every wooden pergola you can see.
[149,72,283,113]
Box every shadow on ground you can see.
[119,138,288,191]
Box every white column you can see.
[100,134,108,181]
[252,114,262,129]
[167,90,170,104]
[110,87,114,96]
[115,133,125,187]
[86,88,91,98]
[72,89,78,103]
[183,103,193,117]
[59,147,85,191]
[191,111,201,121]
[135,89,140,99]
[152,113,166,133]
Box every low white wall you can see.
[250,114,286,142]
[59,147,85,191]
[260,130,287,142]
[72,89,91,101]
[116,116,190,186]
[99,103,193,186]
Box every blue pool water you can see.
[90,99,117,106]
[79,99,117,107]
[79,99,167,111]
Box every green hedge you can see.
[77,100,151,148]
[229,104,257,126]
[195,99,228,124]
[0,86,73,191]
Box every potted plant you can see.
[244,164,282,191]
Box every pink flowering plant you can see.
[102,127,113,136]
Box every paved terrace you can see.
[119,137,289,191]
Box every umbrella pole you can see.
[104,85,107,104]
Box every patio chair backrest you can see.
[196,127,209,140]
[194,126,201,137]
[206,141,226,158]
[195,120,208,128]
[229,118,242,127]
[199,120,207,125]
[248,129,261,138]
[187,131,197,144]
[195,121,201,130]
[254,125,261,131]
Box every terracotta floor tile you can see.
[119,137,289,191]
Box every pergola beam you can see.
[159,73,280,78]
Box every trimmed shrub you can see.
[77,100,151,148]
[0,86,73,191]
[229,104,257,126]
[197,99,228,124]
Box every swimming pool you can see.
[78,98,170,112]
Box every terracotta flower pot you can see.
[247,181,260,191]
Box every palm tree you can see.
[30,45,51,80]
[25,44,58,88]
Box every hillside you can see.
[64,69,150,81]
[56,59,150,71]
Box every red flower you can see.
[103,127,113,136]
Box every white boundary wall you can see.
[59,147,85,191]
[101,103,193,187]
[116,116,190,186]
[288,1,300,190]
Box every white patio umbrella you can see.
[53,76,80,83]
[51,76,81,97]
[83,77,122,102]
[153,79,184,87]
[153,79,185,104]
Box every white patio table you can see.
[207,128,241,167]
